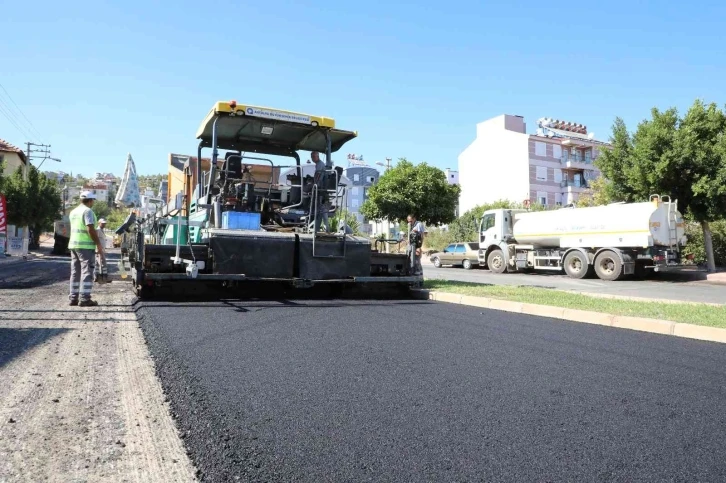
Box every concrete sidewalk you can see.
[0,246,197,482]
[706,271,726,284]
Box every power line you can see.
[0,101,35,142]
[0,95,35,141]
[0,82,44,142]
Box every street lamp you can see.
[61,185,70,216]
[375,158,394,248]
[37,156,61,170]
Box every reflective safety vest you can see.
[68,204,97,250]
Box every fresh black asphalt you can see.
[137,294,726,482]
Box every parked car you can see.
[430,242,480,269]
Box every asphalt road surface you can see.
[423,264,726,305]
[139,294,726,482]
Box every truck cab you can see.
[477,209,525,270]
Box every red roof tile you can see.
[0,138,26,162]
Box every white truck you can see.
[477,195,687,281]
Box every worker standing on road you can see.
[407,214,425,275]
[94,218,110,284]
[68,191,104,306]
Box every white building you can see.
[445,168,459,185]
[344,166,379,234]
[457,114,610,215]
[82,182,109,203]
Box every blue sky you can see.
[1,0,725,176]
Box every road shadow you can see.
[0,327,72,369]
[132,281,421,305]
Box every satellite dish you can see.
[588,133,595,139]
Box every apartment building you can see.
[445,168,459,186]
[457,114,610,215]
[345,166,379,234]
[82,181,109,203]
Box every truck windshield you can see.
[481,214,495,231]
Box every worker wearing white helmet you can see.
[94,217,110,284]
[67,191,105,306]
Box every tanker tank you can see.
[511,201,686,249]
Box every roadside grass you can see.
[423,280,726,329]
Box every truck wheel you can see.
[594,250,623,281]
[564,251,590,279]
[487,249,507,274]
[433,257,441,268]
[463,259,473,270]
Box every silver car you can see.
[430,242,480,269]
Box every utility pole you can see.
[22,142,53,251]
[24,142,51,180]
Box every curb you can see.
[412,290,726,345]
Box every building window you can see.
[535,141,546,157]
[537,191,548,206]
[555,193,563,206]
[571,148,579,162]
[352,199,359,208]
[584,150,592,163]
[536,166,547,181]
[354,174,359,182]
[368,176,375,183]
[351,187,358,196]
[553,145,562,159]
[554,168,562,184]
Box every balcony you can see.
[560,153,593,170]
[560,179,589,192]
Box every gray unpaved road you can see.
[0,252,197,483]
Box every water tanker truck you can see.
[477,195,687,281]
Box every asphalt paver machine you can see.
[118,101,422,298]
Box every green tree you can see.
[329,209,362,236]
[574,176,612,207]
[3,167,32,228]
[422,228,453,252]
[681,220,726,267]
[359,159,461,226]
[448,199,547,243]
[91,201,112,220]
[1,165,62,248]
[596,99,726,271]
[0,159,6,194]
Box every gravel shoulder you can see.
[0,252,197,482]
